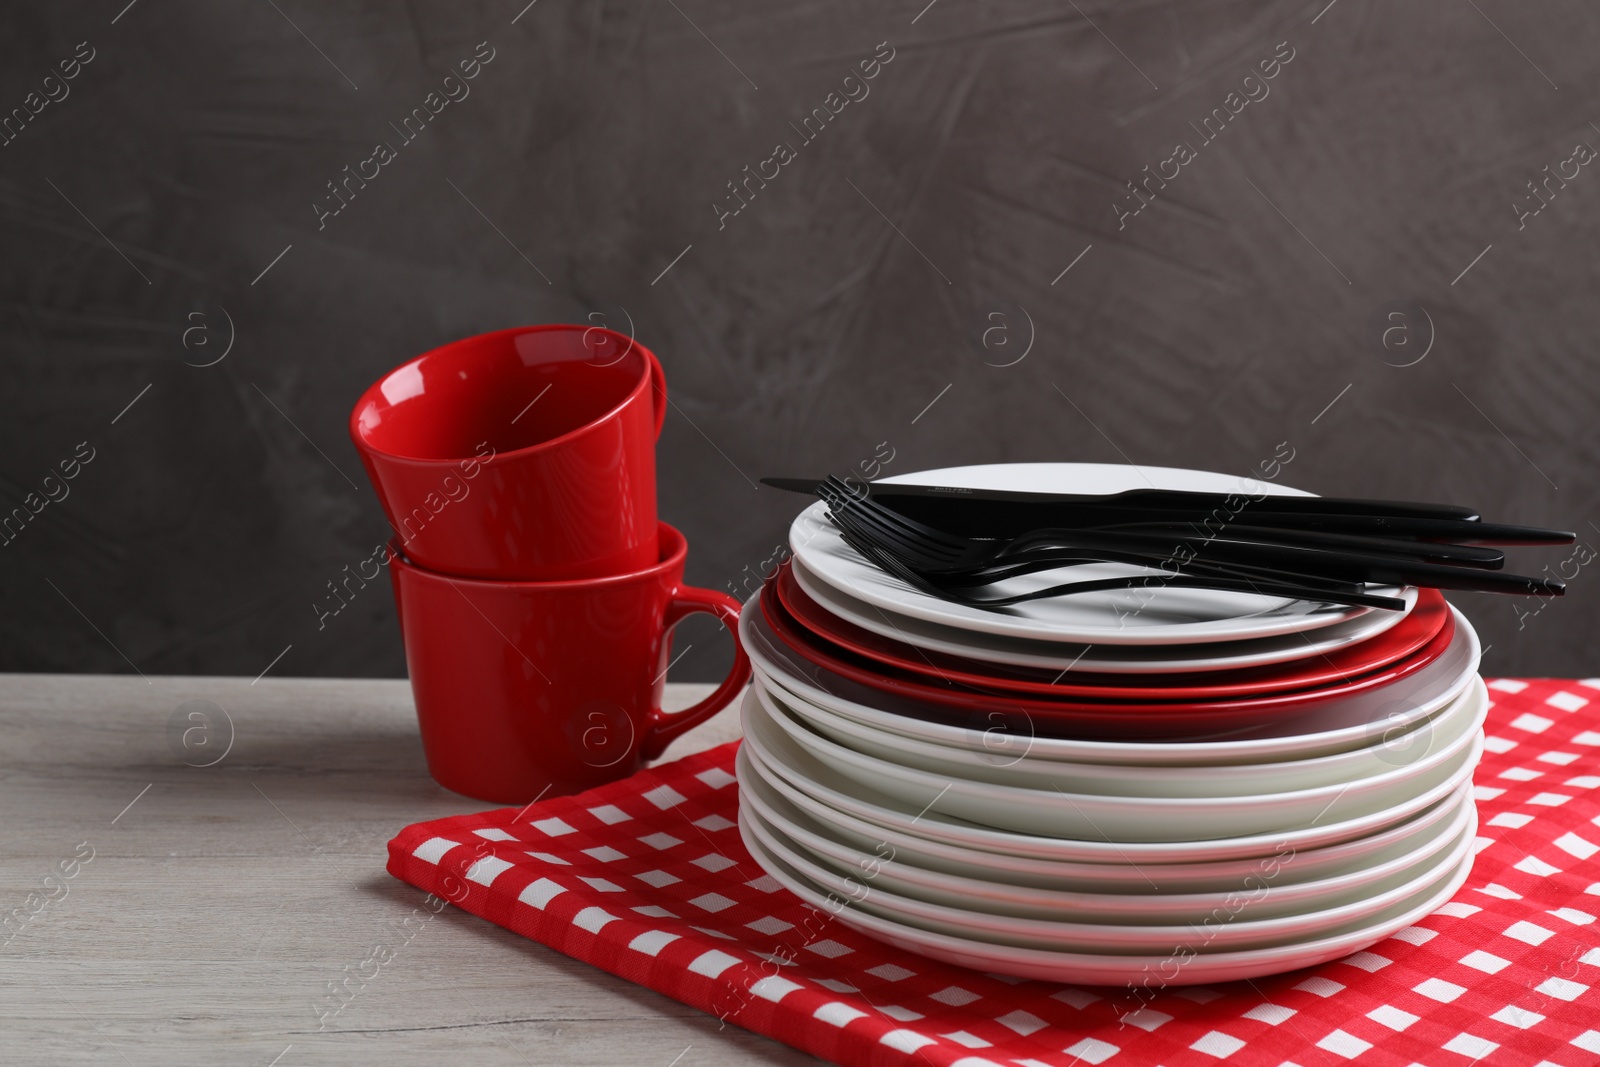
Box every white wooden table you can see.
[0,674,822,1066]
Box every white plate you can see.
[758,674,1489,799]
[740,809,1477,984]
[739,687,1484,863]
[743,600,1482,764]
[789,462,1409,646]
[741,801,1475,952]
[740,755,1475,924]
[740,743,1475,894]
[790,556,1419,674]
[748,676,1484,842]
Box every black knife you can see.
[762,476,1478,519]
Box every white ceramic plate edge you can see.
[738,686,1486,863]
[740,755,1475,923]
[738,805,1477,985]
[741,602,1482,766]
[759,673,1488,799]
[750,672,1485,842]
[738,738,1476,892]
[739,800,1475,951]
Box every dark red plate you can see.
[757,574,1459,729]
[772,562,1451,702]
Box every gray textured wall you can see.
[3,0,1596,683]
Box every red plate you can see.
[773,562,1451,702]
[757,576,1459,737]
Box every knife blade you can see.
[760,477,1575,545]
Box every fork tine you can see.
[822,482,969,569]
[819,479,953,550]
[835,528,952,600]
[816,475,1406,612]
[819,481,963,567]
[816,482,908,550]
[824,477,969,553]
[829,481,1311,586]
[840,527,1406,612]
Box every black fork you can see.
[819,480,1410,612]
[822,480,1358,593]
[818,477,1563,601]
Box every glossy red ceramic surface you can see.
[352,324,667,580]
[389,523,750,803]
[757,577,1458,734]
[772,562,1450,700]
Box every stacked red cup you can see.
[350,325,750,803]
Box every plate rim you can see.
[737,684,1488,862]
[756,671,1489,794]
[736,794,1478,984]
[740,750,1477,917]
[784,558,1436,689]
[739,799,1476,948]
[745,587,1467,738]
[769,567,1449,709]
[750,669,1486,819]
[790,556,1420,673]
[741,601,1484,763]
[736,741,1477,887]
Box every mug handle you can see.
[647,351,668,439]
[641,585,750,760]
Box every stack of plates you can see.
[736,463,1486,985]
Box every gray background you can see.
[3,0,1595,684]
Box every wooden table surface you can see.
[0,674,822,1066]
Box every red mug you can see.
[351,324,667,581]
[388,522,750,803]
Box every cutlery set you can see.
[766,474,1571,612]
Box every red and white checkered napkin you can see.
[386,677,1600,1067]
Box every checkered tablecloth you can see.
[386,678,1600,1066]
